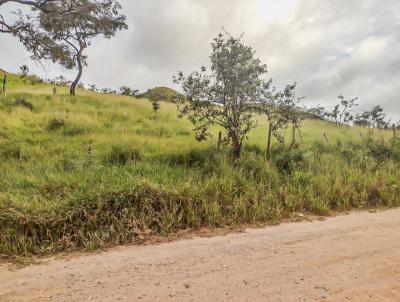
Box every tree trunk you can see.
[231,135,242,161]
[266,122,273,159]
[289,123,296,150]
[70,50,84,96]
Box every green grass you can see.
[0,70,399,258]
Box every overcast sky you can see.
[1,0,399,119]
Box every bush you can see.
[275,148,307,173]
[12,97,33,111]
[47,117,67,130]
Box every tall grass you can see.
[0,71,399,257]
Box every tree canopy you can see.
[1,0,127,95]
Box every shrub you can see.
[12,97,33,111]
[47,116,67,130]
[275,148,306,173]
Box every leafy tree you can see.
[306,105,328,120]
[328,95,358,126]
[260,83,303,157]
[1,1,82,65]
[355,105,389,129]
[1,0,127,96]
[174,32,270,160]
[329,104,340,125]
[338,95,358,126]
[19,65,29,77]
[40,1,127,95]
[119,86,139,97]
[88,84,98,92]
[369,105,388,129]
[354,111,371,127]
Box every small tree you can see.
[328,95,358,126]
[330,104,340,125]
[369,105,388,129]
[174,33,270,160]
[354,111,371,127]
[19,65,29,77]
[120,86,139,97]
[88,84,98,92]
[306,105,328,120]
[151,100,160,114]
[355,105,389,129]
[260,83,303,157]
[338,95,358,126]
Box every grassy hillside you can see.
[1,70,399,258]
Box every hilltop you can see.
[138,86,185,103]
[0,72,399,259]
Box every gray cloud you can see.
[0,0,399,119]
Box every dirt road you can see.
[1,209,400,302]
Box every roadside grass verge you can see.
[0,71,399,258]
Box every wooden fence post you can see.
[323,132,330,145]
[2,74,6,98]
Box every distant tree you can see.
[328,95,358,126]
[88,84,98,92]
[120,86,139,97]
[306,105,328,120]
[354,105,390,130]
[19,65,29,77]
[329,104,340,125]
[338,95,358,126]
[369,105,388,129]
[55,75,69,86]
[174,32,270,160]
[354,111,371,128]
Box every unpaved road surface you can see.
[1,209,400,302]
